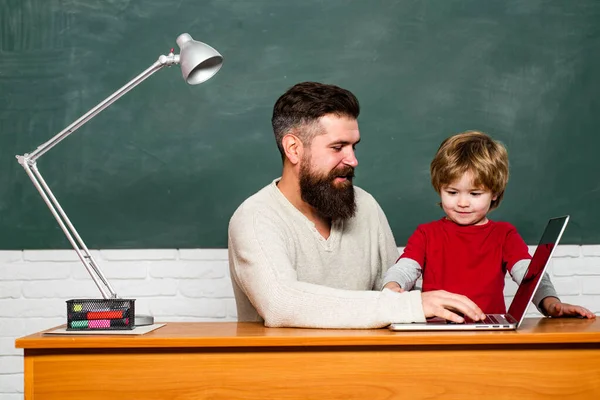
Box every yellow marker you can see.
[73,304,83,312]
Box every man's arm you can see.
[369,199,483,322]
[228,207,425,329]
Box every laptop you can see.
[388,215,569,331]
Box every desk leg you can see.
[24,351,34,400]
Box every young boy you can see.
[383,131,595,318]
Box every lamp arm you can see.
[26,52,179,163]
[15,52,180,300]
[21,161,117,299]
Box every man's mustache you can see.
[330,166,355,179]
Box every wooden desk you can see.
[15,318,600,399]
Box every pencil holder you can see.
[66,299,135,330]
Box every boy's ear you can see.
[492,194,498,201]
[282,133,303,165]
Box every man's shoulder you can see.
[230,182,278,223]
[353,185,378,208]
[237,183,274,209]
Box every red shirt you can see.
[401,218,531,314]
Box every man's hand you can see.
[421,290,486,323]
[383,282,405,293]
[542,297,596,319]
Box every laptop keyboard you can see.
[459,314,504,324]
[484,315,500,324]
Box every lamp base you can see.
[134,314,155,326]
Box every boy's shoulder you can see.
[411,218,446,234]
[488,219,519,232]
[417,218,445,229]
[413,218,520,234]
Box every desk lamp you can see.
[16,33,223,326]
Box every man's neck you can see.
[278,172,332,238]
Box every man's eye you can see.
[332,146,342,151]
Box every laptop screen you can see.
[507,216,569,324]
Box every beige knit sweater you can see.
[228,179,426,328]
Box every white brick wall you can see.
[1,246,599,399]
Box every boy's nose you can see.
[457,196,469,207]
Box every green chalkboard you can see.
[1,0,599,249]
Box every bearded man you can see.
[228,82,484,328]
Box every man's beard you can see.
[299,161,356,221]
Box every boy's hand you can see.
[542,297,596,319]
[383,282,405,293]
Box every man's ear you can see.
[282,133,304,165]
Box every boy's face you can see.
[440,171,497,226]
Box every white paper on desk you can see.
[44,323,166,335]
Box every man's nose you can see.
[344,149,358,167]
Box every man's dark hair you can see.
[271,82,360,158]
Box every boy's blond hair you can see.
[430,130,509,210]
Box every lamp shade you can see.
[176,33,223,85]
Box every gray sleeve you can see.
[373,201,401,291]
[382,258,422,291]
[510,259,559,315]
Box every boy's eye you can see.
[471,192,482,197]
[446,190,457,195]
